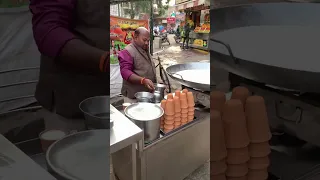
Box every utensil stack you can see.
[160,100,166,129]
[210,110,227,180]
[245,96,271,180]
[187,92,195,122]
[224,99,250,179]
[173,96,182,128]
[163,99,175,133]
[210,87,271,180]
[160,89,195,133]
[224,88,251,179]
[180,92,189,126]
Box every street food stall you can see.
[0,63,210,180]
[29,61,210,180]
[190,10,210,50]
[187,7,210,51]
[0,3,210,179]
[112,62,211,180]
[178,0,210,50]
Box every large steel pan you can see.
[210,3,320,93]
[166,62,210,91]
[46,130,109,180]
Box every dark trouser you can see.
[182,36,189,48]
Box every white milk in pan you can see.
[126,103,163,121]
[173,69,210,85]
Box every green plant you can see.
[123,0,170,19]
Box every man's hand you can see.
[143,79,155,91]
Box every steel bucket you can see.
[79,96,112,129]
[124,103,163,143]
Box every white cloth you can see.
[110,64,122,98]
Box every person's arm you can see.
[29,0,108,72]
[118,50,154,90]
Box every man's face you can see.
[134,33,150,50]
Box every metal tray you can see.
[46,130,109,180]
[166,62,210,91]
[210,3,320,93]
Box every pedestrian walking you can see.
[182,23,191,49]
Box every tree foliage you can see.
[123,0,170,19]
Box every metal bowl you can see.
[79,96,113,129]
[134,92,154,103]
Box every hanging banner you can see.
[110,16,149,65]
[110,16,149,49]
[176,13,186,21]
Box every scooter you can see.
[160,33,170,45]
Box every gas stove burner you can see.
[194,103,210,112]
[181,85,210,108]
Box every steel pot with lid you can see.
[124,102,164,143]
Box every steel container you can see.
[79,96,113,129]
[153,91,162,103]
[124,103,164,143]
[134,92,154,103]
[154,83,166,98]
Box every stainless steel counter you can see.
[0,134,56,180]
[110,104,143,153]
[110,104,144,180]
[112,110,210,180]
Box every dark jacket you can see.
[34,0,109,118]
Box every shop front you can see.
[176,0,210,51]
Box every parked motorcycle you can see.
[160,33,170,45]
[167,29,175,34]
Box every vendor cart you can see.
[112,62,211,180]
[112,107,210,180]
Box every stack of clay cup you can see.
[223,87,251,180]
[163,98,175,133]
[187,91,195,122]
[180,90,189,126]
[173,94,182,128]
[160,100,166,130]
[160,89,195,133]
[210,87,271,180]
[210,91,228,180]
[245,95,271,180]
